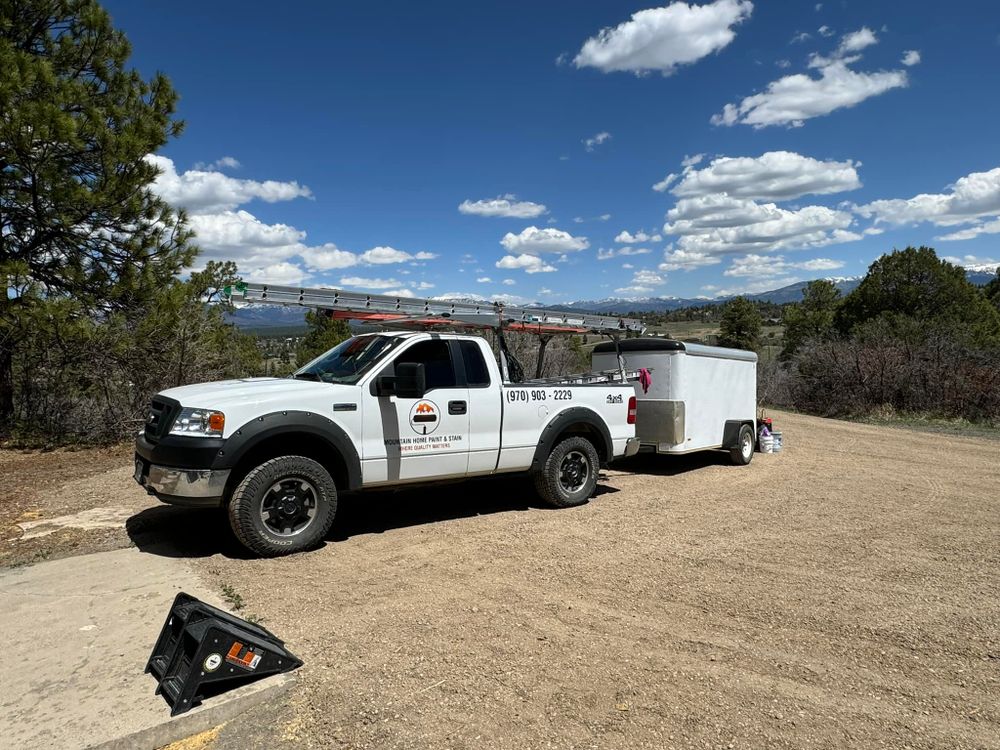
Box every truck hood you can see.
[158,377,359,412]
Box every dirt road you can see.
[3,411,999,749]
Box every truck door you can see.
[458,339,502,476]
[361,338,470,485]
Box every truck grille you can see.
[145,397,180,442]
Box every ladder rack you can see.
[225,282,644,336]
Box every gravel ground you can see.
[2,411,998,749]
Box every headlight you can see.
[169,407,225,437]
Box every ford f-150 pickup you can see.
[135,331,639,556]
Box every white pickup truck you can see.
[135,331,639,556]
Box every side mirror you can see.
[394,362,426,399]
[375,362,426,399]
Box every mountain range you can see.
[227,270,998,329]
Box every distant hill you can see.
[226,269,996,329]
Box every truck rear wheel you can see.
[533,436,600,508]
[228,455,337,557]
[729,424,755,466]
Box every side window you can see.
[394,340,457,390]
[460,341,491,387]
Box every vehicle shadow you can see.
[126,505,252,560]
[612,450,736,477]
[126,475,620,558]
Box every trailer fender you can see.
[531,407,614,470]
[722,419,756,450]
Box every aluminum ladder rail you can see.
[225,282,644,336]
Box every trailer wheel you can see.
[228,456,337,557]
[729,424,755,466]
[533,436,600,508]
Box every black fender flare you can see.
[722,419,756,450]
[211,411,362,490]
[530,407,614,471]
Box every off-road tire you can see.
[729,424,755,466]
[533,436,600,508]
[228,455,337,557]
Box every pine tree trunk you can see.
[0,336,13,435]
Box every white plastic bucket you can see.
[759,435,774,453]
[771,431,782,452]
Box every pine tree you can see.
[296,311,351,366]
[0,0,192,431]
[718,297,762,351]
[781,279,841,358]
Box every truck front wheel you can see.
[228,456,338,557]
[533,436,600,508]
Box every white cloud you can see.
[459,195,548,218]
[633,269,665,285]
[818,25,834,37]
[712,28,907,128]
[659,248,722,271]
[573,0,753,75]
[665,194,861,254]
[358,246,430,264]
[622,263,635,269]
[245,262,309,285]
[791,31,811,44]
[652,173,680,192]
[192,156,241,171]
[500,226,589,254]
[615,229,663,243]
[936,219,1000,242]
[855,167,1000,236]
[583,131,612,151]
[339,276,409,289]
[574,213,612,223]
[614,285,656,295]
[671,150,861,201]
[299,244,359,271]
[496,254,557,274]
[187,210,304,257]
[476,276,493,283]
[502,278,516,286]
[147,154,311,214]
[901,49,921,66]
[724,254,844,278]
[682,153,706,168]
[776,58,791,68]
[840,27,877,53]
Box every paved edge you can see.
[88,672,297,750]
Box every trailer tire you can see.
[228,455,337,557]
[533,436,600,508]
[729,424,755,466]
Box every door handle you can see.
[448,400,467,415]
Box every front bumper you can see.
[135,456,229,507]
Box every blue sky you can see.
[106,0,1000,302]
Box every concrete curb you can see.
[89,672,297,750]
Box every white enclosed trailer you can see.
[591,339,758,465]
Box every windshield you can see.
[294,335,400,384]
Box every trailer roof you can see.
[593,338,757,362]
